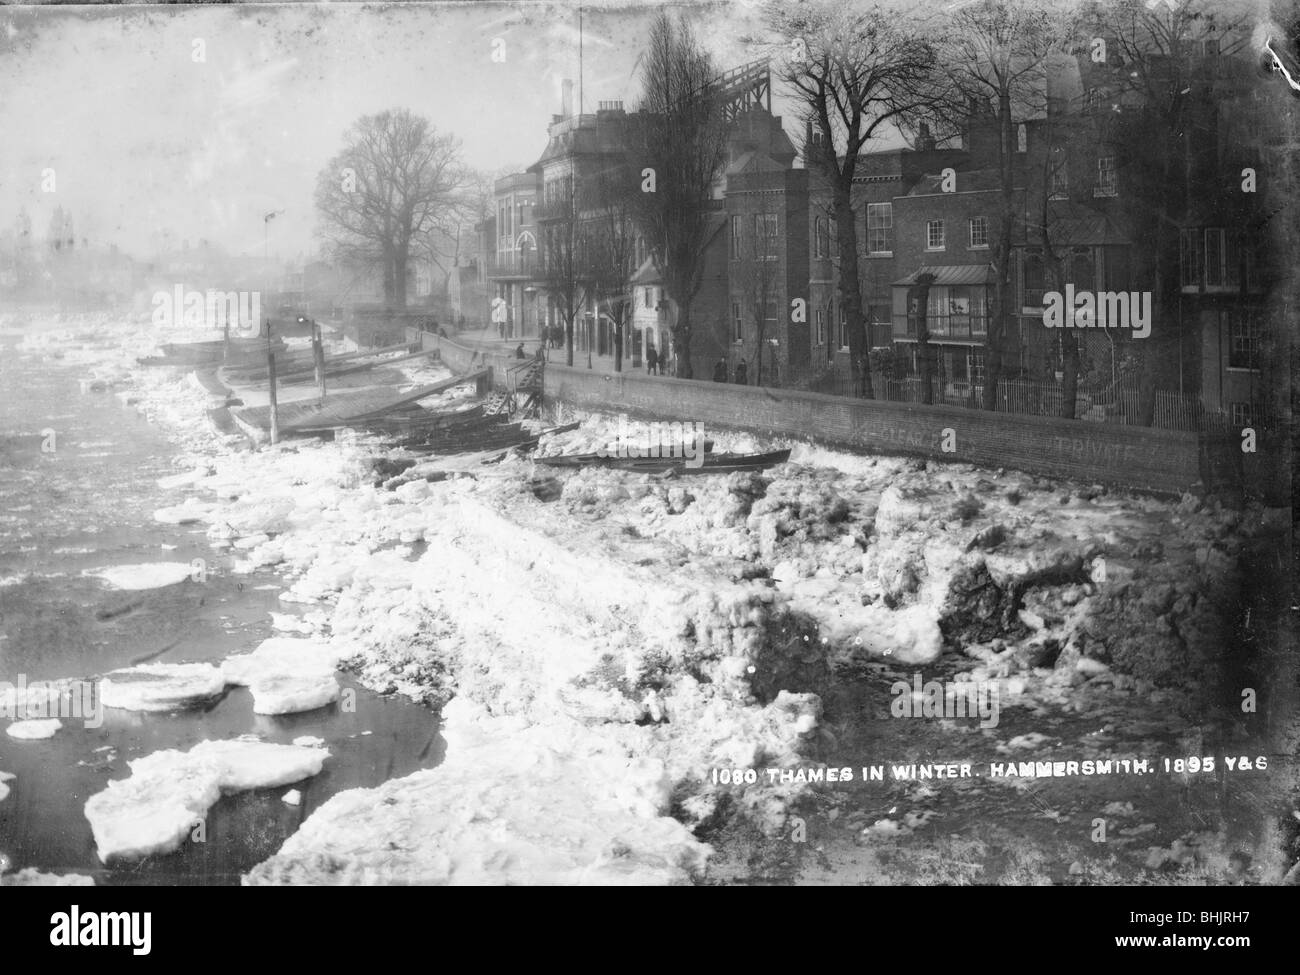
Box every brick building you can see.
[480,171,541,340]
[723,108,807,386]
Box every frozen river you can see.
[0,324,445,884]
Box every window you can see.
[924,285,988,338]
[926,219,945,250]
[644,287,653,309]
[1017,123,1027,153]
[969,216,988,248]
[1049,155,1069,198]
[969,350,985,386]
[1228,311,1260,370]
[867,203,892,254]
[1180,229,1204,289]
[731,301,743,343]
[814,217,831,259]
[1023,250,1045,308]
[730,216,742,259]
[815,308,826,345]
[1096,156,1118,197]
[755,213,779,258]
[838,304,848,349]
[1103,245,1132,292]
[1182,228,1234,289]
[1070,251,1095,291]
[1205,229,1225,287]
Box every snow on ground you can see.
[5,719,62,740]
[87,561,195,590]
[246,698,709,885]
[0,771,14,802]
[1,868,96,886]
[84,737,330,862]
[100,663,226,712]
[25,314,1268,883]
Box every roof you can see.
[893,264,997,287]
[630,256,659,286]
[1027,203,1131,246]
[908,168,1004,195]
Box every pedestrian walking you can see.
[515,342,525,359]
[713,357,728,383]
[734,359,747,385]
[647,345,659,375]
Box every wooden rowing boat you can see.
[220,342,413,385]
[361,402,486,435]
[229,369,492,439]
[537,446,789,475]
[535,439,716,469]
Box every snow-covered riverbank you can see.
[6,312,1288,885]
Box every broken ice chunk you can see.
[88,562,194,590]
[5,719,62,740]
[84,738,329,862]
[101,663,226,712]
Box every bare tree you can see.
[1098,0,1253,423]
[930,0,1072,412]
[771,0,939,399]
[626,10,730,380]
[315,109,467,310]
[539,176,591,368]
[732,191,782,384]
[587,165,639,373]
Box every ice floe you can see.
[88,562,194,590]
[6,719,62,740]
[84,737,329,862]
[221,638,343,715]
[100,663,226,712]
[153,499,215,525]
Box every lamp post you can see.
[263,210,284,294]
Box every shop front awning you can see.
[893,264,997,287]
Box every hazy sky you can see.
[0,0,786,263]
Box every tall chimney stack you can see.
[561,79,574,118]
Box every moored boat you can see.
[537,446,789,475]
